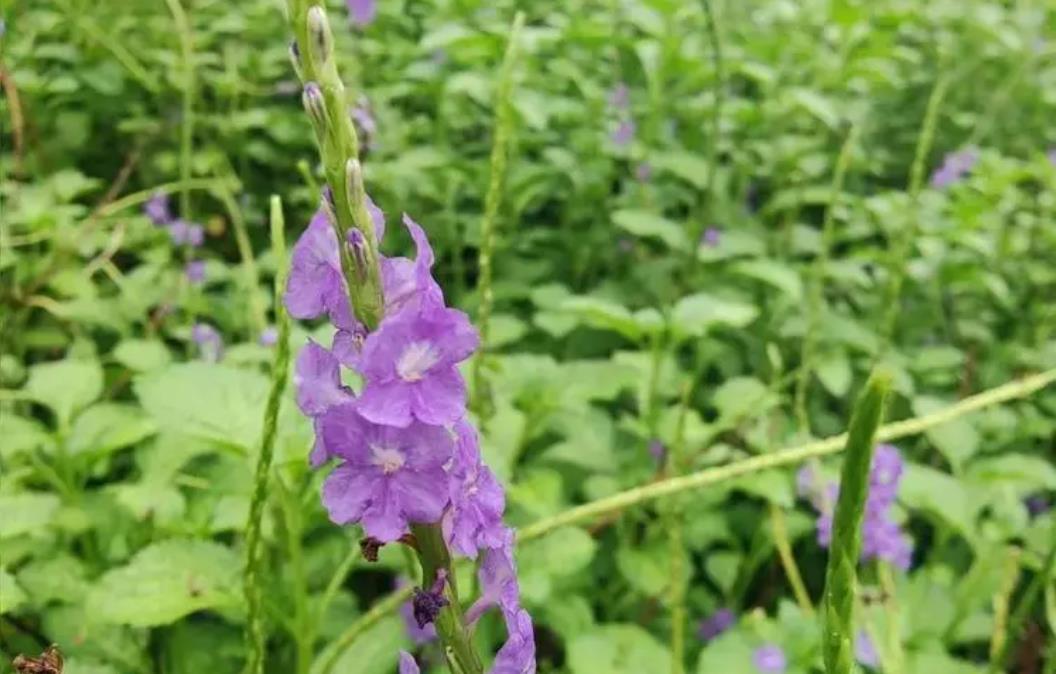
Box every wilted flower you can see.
[398,578,437,645]
[752,644,787,674]
[191,323,223,362]
[346,0,376,27]
[697,607,735,642]
[930,147,979,189]
[185,260,205,284]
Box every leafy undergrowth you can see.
[2,1,1055,673]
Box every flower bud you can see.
[302,82,327,134]
[320,185,338,222]
[288,41,303,80]
[346,228,368,282]
[345,158,368,229]
[306,5,333,68]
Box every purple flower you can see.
[191,323,223,362]
[144,192,171,226]
[611,119,635,147]
[320,404,454,542]
[355,302,478,427]
[1026,494,1050,517]
[185,260,205,284]
[752,644,787,674]
[648,439,666,464]
[635,161,653,182]
[492,608,536,674]
[294,340,353,420]
[443,421,507,558]
[380,215,443,315]
[1047,148,1056,167]
[285,209,357,329]
[398,651,420,674]
[466,530,522,623]
[259,326,278,347]
[930,147,979,189]
[855,630,880,669]
[697,607,735,642]
[608,82,630,110]
[351,97,377,149]
[169,219,205,247]
[700,226,721,248]
[346,0,376,26]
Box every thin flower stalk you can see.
[163,0,195,219]
[472,12,524,420]
[243,197,293,674]
[822,370,891,674]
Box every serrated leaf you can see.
[25,358,103,427]
[135,363,269,451]
[88,539,241,626]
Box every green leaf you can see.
[612,209,689,249]
[616,539,670,596]
[711,377,774,421]
[0,414,52,459]
[704,550,741,594]
[17,554,88,606]
[650,151,711,189]
[965,454,1056,492]
[815,349,853,397]
[671,293,759,338]
[561,296,643,341]
[112,339,172,372]
[0,568,27,614]
[25,358,103,427]
[731,259,804,300]
[568,624,672,674]
[900,463,977,542]
[544,407,616,472]
[310,616,407,674]
[67,403,156,457]
[912,396,980,472]
[0,492,61,539]
[519,527,597,603]
[488,313,529,348]
[695,630,756,673]
[87,539,241,626]
[135,363,269,451]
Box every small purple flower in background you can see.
[697,607,735,642]
[752,644,787,674]
[611,119,635,148]
[144,192,172,226]
[191,323,223,362]
[169,219,205,247]
[798,445,913,570]
[1025,494,1050,518]
[635,161,653,182]
[617,237,634,254]
[700,226,721,248]
[397,651,420,674]
[855,630,880,669]
[431,49,448,65]
[647,439,666,464]
[1047,148,1056,167]
[351,97,377,150]
[608,82,630,110]
[294,340,354,420]
[259,326,278,347]
[346,0,376,27]
[185,260,205,284]
[930,147,979,189]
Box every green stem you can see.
[471,12,524,421]
[795,122,859,433]
[164,0,195,220]
[987,546,1022,667]
[822,369,891,674]
[877,562,905,674]
[411,524,484,674]
[699,0,724,217]
[878,75,949,356]
[769,504,814,615]
[992,536,1056,672]
[276,475,313,674]
[315,538,360,630]
[213,181,268,335]
[243,197,292,674]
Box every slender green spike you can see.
[243,196,293,674]
[822,369,892,674]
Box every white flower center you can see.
[396,340,439,382]
[371,445,405,474]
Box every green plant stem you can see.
[988,546,1022,667]
[992,536,1056,672]
[822,369,891,674]
[243,197,292,674]
[877,562,905,674]
[317,368,1056,665]
[315,538,360,630]
[411,524,484,674]
[795,122,859,433]
[164,0,195,220]
[770,504,814,615]
[213,181,268,334]
[95,178,238,218]
[471,12,523,421]
[699,0,724,215]
[878,75,949,356]
[275,475,313,674]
